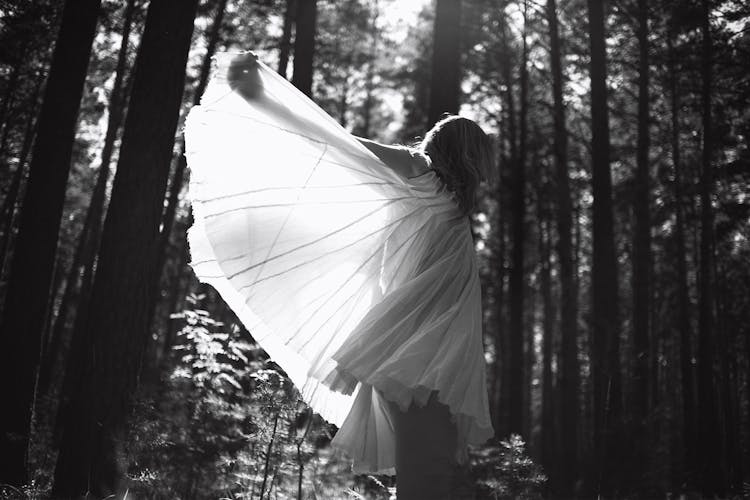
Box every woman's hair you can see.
[418,115,496,215]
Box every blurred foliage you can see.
[122,295,396,499]
[117,296,544,498]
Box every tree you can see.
[38,0,138,398]
[427,0,462,127]
[291,0,318,96]
[666,18,696,491]
[586,0,622,495]
[696,0,723,494]
[51,0,199,495]
[278,0,296,77]
[630,0,651,485]
[0,0,101,487]
[508,0,528,439]
[546,0,578,494]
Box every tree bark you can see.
[278,0,296,77]
[426,0,461,127]
[537,170,556,488]
[546,0,579,494]
[51,0,198,495]
[696,0,723,495]
[631,0,651,487]
[291,0,318,97]
[492,128,509,436]
[496,3,518,439]
[586,0,622,495]
[508,0,528,438]
[42,0,137,401]
[0,0,101,487]
[667,28,697,492]
[147,0,227,354]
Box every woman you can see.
[185,52,495,498]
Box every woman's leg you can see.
[386,391,458,499]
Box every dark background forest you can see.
[0,0,748,498]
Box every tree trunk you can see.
[667,29,697,492]
[291,0,318,97]
[696,0,723,495]
[51,0,198,495]
[546,0,579,494]
[0,0,101,487]
[42,0,137,399]
[148,0,227,341]
[497,4,518,439]
[586,0,622,495]
[358,0,379,138]
[537,174,556,488]
[492,130,509,436]
[631,0,651,487]
[278,0,296,77]
[507,0,528,438]
[426,0,461,127]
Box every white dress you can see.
[184,53,493,474]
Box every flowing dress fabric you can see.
[184,53,494,473]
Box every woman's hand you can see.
[227,51,263,100]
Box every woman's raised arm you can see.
[353,136,428,179]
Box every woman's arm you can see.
[354,136,428,179]
[225,54,428,179]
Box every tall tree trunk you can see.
[537,173,556,487]
[631,0,651,487]
[546,0,578,494]
[41,0,137,399]
[508,0,528,438]
[0,0,101,487]
[51,0,198,495]
[493,128,509,436]
[714,260,739,492]
[278,0,296,77]
[586,0,622,495]
[497,3,518,439]
[358,0,379,138]
[291,0,318,97]
[696,0,722,495]
[667,29,696,492]
[147,0,227,349]
[426,0,461,127]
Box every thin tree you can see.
[546,0,578,494]
[0,0,101,487]
[631,0,651,486]
[39,0,137,397]
[291,0,318,96]
[148,0,228,344]
[496,2,517,438]
[586,0,622,495]
[508,0,528,438]
[278,0,296,77]
[666,24,696,491]
[696,0,723,495]
[51,0,199,495]
[427,0,461,127]
[536,155,556,489]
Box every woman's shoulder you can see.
[404,147,431,178]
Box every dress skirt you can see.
[184,53,494,474]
